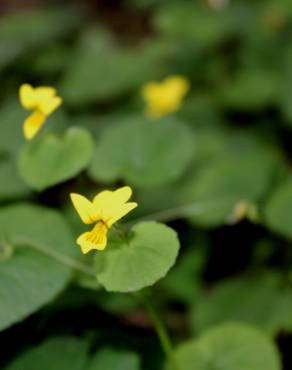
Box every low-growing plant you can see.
[1,1,292,370]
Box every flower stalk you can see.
[136,291,181,370]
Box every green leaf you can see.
[5,337,88,370]
[179,148,280,227]
[88,348,140,370]
[95,222,180,292]
[0,204,76,331]
[19,127,94,191]
[219,69,280,110]
[154,2,252,48]
[60,29,170,106]
[0,100,30,199]
[0,7,83,70]
[264,178,292,239]
[154,3,228,47]
[32,44,71,76]
[0,160,30,201]
[190,274,292,336]
[133,183,182,219]
[161,246,206,305]
[278,44,292,126]
[0,100,26,155]
[173,323,281,370]
[88,116,195,188]
[5,338,140,370]
[95,292,138,314]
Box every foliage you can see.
[1,1,292,369]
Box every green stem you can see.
[13,236,96,278]
[126,198,234,227]
[112,224,127,241]
[137,291,181,370]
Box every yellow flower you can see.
[70,186,138,254]
[141,75,190,118]
[19,83,62,140]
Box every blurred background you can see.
[2,0,292,369]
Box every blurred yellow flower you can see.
[142,75,190,118]
[19,84,62,140]
[70,186,138,254]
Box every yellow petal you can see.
[19,84,37,110]
[164,76,190,97]
[141,82,160,101]
[112,185,133,202]
[93,186,132,208]
[77,223,108,253]
[23,110,46,140]
[70,193,97,224]
[93,186,134,222]
[107,202,138,227]
[35,86,56,97]
[142,76,190,118]
[38,95,62,116]
[34,87,60,115]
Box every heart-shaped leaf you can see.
[95,222,180,292]
[191,274,292,336]
[88,348,140,370]
[154,3,229,47]
[60,29,169,106]
[172,323,281,370]
[219,69,280,110]
[0,100,30,200]
[4,337,140,370]
[0,7,83,71]
[264,178,292,239]
[0,204,76,331]
[0,160,30,201]
[5,337,88,370]
[88,116,195,188]
[179,148,281,227]
[19,127,94,190]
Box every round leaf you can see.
[180,149,280,227]
[88,117,195,188]
[0,160,30,201]
[4,337,140,370]
[161,247,206,305]
[88,348,140,370]
[154,3,229,47]
[5,337,88,370]
[60,29,169,106]
[0,7,83,70]
[190,275,292,336]
[264,178,292,239]
[95,222,180,292]
[19,127,94,191]
[0,204,76,331]
[0,100,30,199]
[219,69,280,110]
[0,100,26,155]
[173,323,281,370]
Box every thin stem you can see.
[13,236,96,278]
[136,291,181,370]
[112,224,127,241]
[126,198,233,227]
